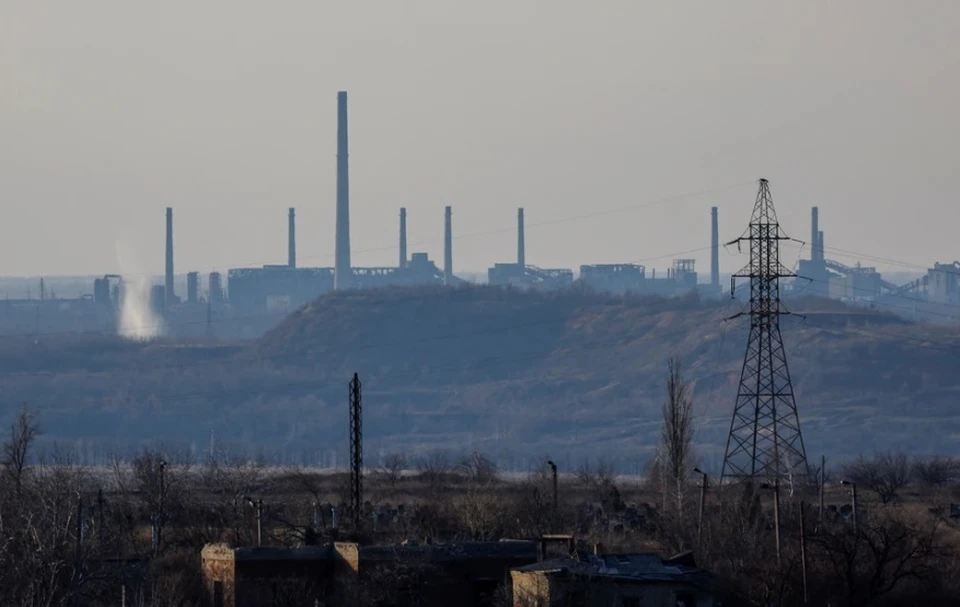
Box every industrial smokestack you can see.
[710,206,719,289]
[444,206,453,285]
[399,207,407,268]
[517,208,526,269]
[165,207,174,306]
[811,207,819,262]
[818,230,825,262]
[288,208,296,268]
[334,91,351,290]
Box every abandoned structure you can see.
[10,96,960,339]
[201,539,538,607]
[510,550,713,607]
[487,208,574,290]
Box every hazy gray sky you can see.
[1,1,957,278]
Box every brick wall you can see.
[200,544,236,607]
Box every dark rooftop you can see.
[361,540,537,562]
[514,551,709,585]
[201,540,537,564]
[202,544,334,562]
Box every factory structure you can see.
[2,92,958,338]
[794,207,960,320]
[169,90,714,318]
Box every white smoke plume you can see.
[115,240,165,340]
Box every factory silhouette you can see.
[2,90,959,340]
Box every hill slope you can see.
[2,286,959,469]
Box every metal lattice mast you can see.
[720,179,809,484]
[349,373,363,529]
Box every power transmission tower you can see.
[720,178,809,484]
[349,373,363,529]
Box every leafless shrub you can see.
[2,404,39,499]
[810,510,947,605]
[452,484,507,540]
[576,457,615,489]
[378,452,408,487]
[415,451,451,490]
[203,449,266,544]
[912,455,958,490]
[456,451,498,485]
[842,452,911,504]
[132,448,194,555]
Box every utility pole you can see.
[245,497,264,547]
[694,468,708,551]
[841,479,858,534]
[349,373,363,530]
[155,460,166,557]
[773,479,781,568]
[760,480,781,568]
[819,455,825,525]
[799,501,809,604]
[547,460,558,527]
[720,179,809,484]
[98,488,105,549]
[73,493,83,607]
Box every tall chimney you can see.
[165,207,174,306]
[444,206,453,285]
[334,91,351,290]
[811,207,819,262]
[517,207,526,269]
[288,208,296,268]
[818,230,825,262]
[399,207,407,268]
[710,206,720,289]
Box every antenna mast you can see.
[349,373,363,529]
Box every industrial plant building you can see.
[4,92,959,338]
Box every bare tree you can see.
[416,451,451,490]
[657,357,695,514]
[452,484,506,540]
[912,455,958,490]
[811,511,946,605]
[2,404,39,499]
[203,448,266,543]
[132,448,193,555]
[378,452,408,487]
[576,457,615,490]
[456,452,498,485]
[843,452,911,504]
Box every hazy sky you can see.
[1,1,957,278]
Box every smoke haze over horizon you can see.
[1,2,958,278]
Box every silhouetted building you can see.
[187,272,200,304]
[579,264,646,294]
[927,261,960,304]
[201,540,537,607]
[488,208,573,290]
[209,272,225,305]
[511,551,714,606]
[150,285,166,317]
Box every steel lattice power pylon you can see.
[349,373,363,529]
[720,179,809,484]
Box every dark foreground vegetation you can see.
[4,396,960,606]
